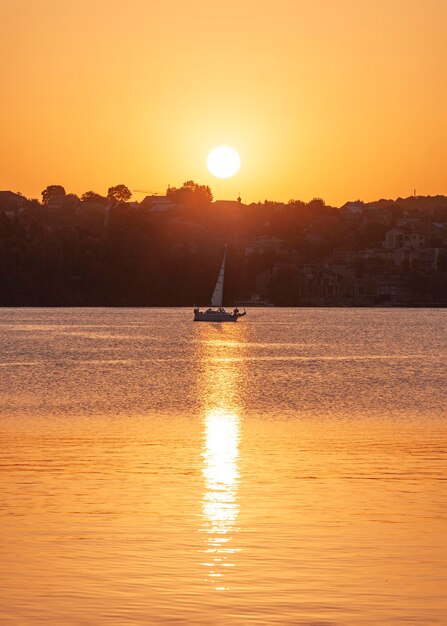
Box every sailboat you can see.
[193,246,246,322]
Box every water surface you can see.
[0,308,446,624]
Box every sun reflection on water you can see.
[203,408,240,529]
[202,407,240,588]
[198,331,245,589]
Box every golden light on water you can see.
[1,310,447,624]
[202,408,240,588]
[198,328,246,589]
[203,408,240,531]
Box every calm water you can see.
[0,308,446,625]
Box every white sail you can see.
[211,246,226,307]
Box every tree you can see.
[308,197,326,209]
[41,185,65,205]
[64,194,81,210]
[107,185,132,203]
[81,191,108,204]
[166,180,213,208]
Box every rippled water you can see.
[0,308,446,625]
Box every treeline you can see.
[0,182,446,306]
[0,183,231,305]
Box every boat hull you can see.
[194,310,239,322]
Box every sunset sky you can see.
[1,0,446,205]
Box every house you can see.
[407,248,441,272]
[140,195,176,212]
[0,190,26,206]
[358,248,394,263]
[297,264,363,303]
[429,222,447,246]
[383,227,426,249]
[213,199,244,211]
[375,274,410,303]
[0,191,26,216]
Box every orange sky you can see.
[1,0,446,205]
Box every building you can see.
[376,274,410,303]
[405,247,441,272]
[140,195,176,212]
[383,227,426,249]
[0,191,27,216]
[213,199,244,211]
[296,265,364,303]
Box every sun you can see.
[207,146,240,179]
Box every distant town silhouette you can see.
[0,182,446,306]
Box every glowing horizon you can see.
[1,0,446,205]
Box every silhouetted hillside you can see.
[0,183,446,306]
